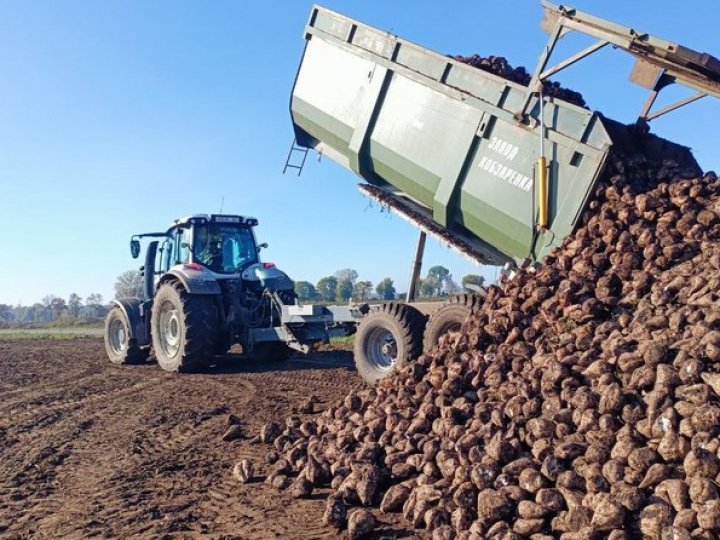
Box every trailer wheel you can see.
[151,282,219,373]
[422,294,482,352]
[354,303,426,385]
[104,306,147,364]
[248,343,294,362]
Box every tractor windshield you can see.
[193,223,258,273]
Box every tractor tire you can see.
[248,343,294,362]
[104,306,148,365]
[151,282,219,373]
[422,294,483,353]
[353,303,426,385]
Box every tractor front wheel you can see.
[151,282,219,373]
[104,306,147,365]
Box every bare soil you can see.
[0,339,419,539]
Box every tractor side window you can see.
[158,238,174,273]
[177,227,191,264]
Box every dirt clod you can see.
[232,459,254,483]
[347,508,376,539]
[222,424,243,441]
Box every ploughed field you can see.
[0,338,419,539]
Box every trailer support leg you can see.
[406,231,427,303]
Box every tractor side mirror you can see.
[257,242,268,253]
[130,239,141,259]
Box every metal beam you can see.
[521,19,564,116]
[639,89,661,121]
[539,39,609,81]
[646,92,707,121]
[638,71,676,121]
[541,2,720,101]
[406,231,427,303]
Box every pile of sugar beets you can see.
[239,68,720,540]
[452,54,587,108]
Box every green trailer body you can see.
[289,3,718,268]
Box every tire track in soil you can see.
[0,366,176,536]
[0,340,415,539]
[0,341,102,396]
[0,373,172,487]
[18,373,258,538]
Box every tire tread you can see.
[354,302,426,385]
[151,282,219,373]
[422,294,483,353]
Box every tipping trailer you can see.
[287,3,720,382]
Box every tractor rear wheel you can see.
[353,303,426,385]
[104,306,147,364]
[422,294,482,353]
[151,282,219,373]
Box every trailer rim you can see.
[364,326,398,371]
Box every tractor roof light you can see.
[212,215,243,223]
[263,262,275,269]
[184,263,203,271]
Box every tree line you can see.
[0,293,108,326]
[0,270,144,327]
[294,266,485,303]
[0,266,486,326]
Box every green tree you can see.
[28,303,50,322]
[334,268,358,283]
[419,278,437,298]
[461,274,485,289]
[336,279,354,302]
[68,293,83,317]
[294,281,317,302]
[0,304,13,324]
[85,293,106,317]
[353,280,373,301]
[428,266,450,293]
[444,276,461,295]
[13,305,27,323]
[316,276,338,302]
[50,297,66,320]
[375,278,396,300]
[114,270,144,299]
[86,293,104,307]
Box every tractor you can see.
[104,214,362,372]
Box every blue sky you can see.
[0,1,717,305]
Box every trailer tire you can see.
[354,303,426,385]
[104,306,148,365]
[248,343,294,362]
[422,294,482,353]
[151,282,219,373]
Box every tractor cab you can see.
[159,214,262,275]
[128,214,268,293]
